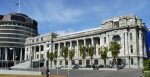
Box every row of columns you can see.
[54,37,100,59]
[0,47,24,62]
[29,45,44,60]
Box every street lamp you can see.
[9,47,13,65]
[67,50,70,77]
[46,42,50,77]
[56,56,60,75]
[46,51,49,77]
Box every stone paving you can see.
[39,68,143,77]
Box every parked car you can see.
[97,65,104,68]
[85,64,98,69]
[73,64,80,69]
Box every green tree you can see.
[69,49,75,67]
[99,46,108,67]
[53,51,57,68]
[60,47,68,67]
[48,52,54,67]
[79,46,87,67]
[109,41,121,68]
[87,46,94,68]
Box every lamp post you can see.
[56,56,60,75]
[67,51,70,77]
[46,51,49,77]
[9,47,13,63]
[46,42,50,77]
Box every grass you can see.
[0,74,67,77]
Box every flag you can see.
[16,0,20,6]
[16,3,19,6]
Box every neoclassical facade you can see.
[25,15,147,68]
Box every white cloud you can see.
[24,0,83,24]
[55,28,75,35]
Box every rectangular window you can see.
[36,38,38,42]
[79,60,82,65]
[32,39,34,43]
[131,58,134,65]
[104,37,106,43]
[47,44,49,47]
[130,45,133,53]
[130,33,132,40]
[32,46,34,51]
[72,60,75,65]
[27,48,28,52]
[36,46,39,52]
[114,21,119,28]
[41,37,43,41]
[94,59,98,65]
[60,60,62,65]
[66,60,68,65]
[40,45,44,51]
[26,55,28,60]
[41,54,43,58]
[86,60,90,65]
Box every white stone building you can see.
[25,15,147,68]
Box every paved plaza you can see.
[37,68,143,77]
[0,67,143,77]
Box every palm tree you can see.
[99,46,108,67]
[69,49,75,67]
[48,52,54,67]
[53,51,57,68]
[79,46,87,67]
[109,41,121,68]
[60,47,69,67]
[87,46,94,68]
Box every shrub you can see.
[144,59,150,71]
[143,59,150,77]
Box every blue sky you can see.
[0,0,150,34]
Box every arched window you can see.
[112,35,121,42]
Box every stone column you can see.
[5,48,7,61]
[99,36,102,47]
[70,41,72,49]
[91,38,94,46]
[53,43,55,52]
[84,39,86,46]
[20,48,23,62]
[76,40,79,58]
[0,48,1,60]
[39,45,41,60]
[139,30,143,56]
[58,43,60,56]
[91,38,94,65]
[138,30,143,68]
[64,42,66,47]
[13,48,15,61]
[123,33,125,55]
[57,43,60,67]
[125,31,130,68]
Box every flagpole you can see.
[18,0,20,13]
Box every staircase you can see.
[10,59,45,69]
